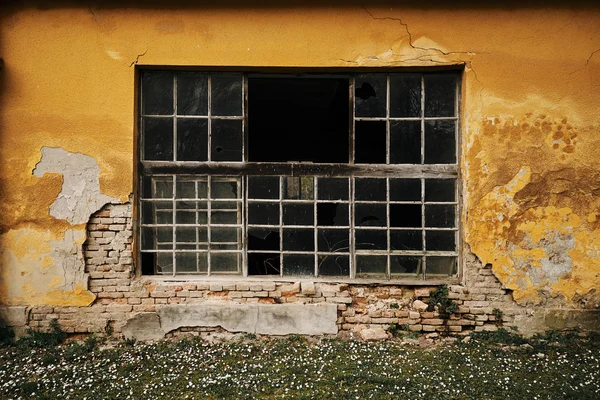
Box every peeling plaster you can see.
[33,147,116,225]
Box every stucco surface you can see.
[0,3,599,308]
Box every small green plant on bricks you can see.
[426,285,457,318]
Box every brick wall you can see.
[26,204,521,339]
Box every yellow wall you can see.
[0,2,599,307]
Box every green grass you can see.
[0,332,598,399]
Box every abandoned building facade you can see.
[0,1,599,340]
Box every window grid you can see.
[139,71,460,280]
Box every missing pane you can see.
[355,74,386,117]
[355,121,386,164]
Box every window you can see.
[139,71,460,280]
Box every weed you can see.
[389,302,400,309]
[388,323,409,337]
[16,319,66,349]
[469,328,528,346]
[426,285,457,318]
[0,318,14,346]
[243,333,257,340]
[123,337,137,347]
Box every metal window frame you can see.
[137,69,462,281]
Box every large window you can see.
[139,71,460,280]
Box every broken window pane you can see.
[248,202,279,225]
[355,121,386,164]
[142,71,173,115]
[390,120,421,164]
[355,178,386,201]
[317,203,349,226]
[425,179,456,202]
[318,255,349,276]
[390,179,421,201]
[284,177,314,200]
[391,256,422,277]
[424,74,456,117]
[211,119,242,161]
[426,230,456,251]
[390,230,422,250]
[248,176,279,199]
[248,228,280,251]
[390,74,421,117]
[177,72,208,116]
[211,253,240,272]
[317,178,349,200]
[211,73,242,116]
[177,118,208,161]
[425,120,456,164]
[248,253,280,275]
[426,256,457,277]
[425,205,455,228]
[355,204,387,227]
[355,229,387,250]
[356,255,387,277]
[143,117,173,161]
[390,204,421,228]
[355,74,386,117]
[317,229,350,252]
[282,229,314,252]
[156,252,174,274]
[283,254,314,276]
[283,203,314,226]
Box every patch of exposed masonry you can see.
[33,146,117,225]
[48,229,89,292]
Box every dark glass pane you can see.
[317,203,349,226]
[355,204,386,227]
[176,226,198,246]
[390,74,421,117]
[176,201,202,225]
[390,120,421,164]
[248,228,280,251]
[425,205,455,228]
[317,178,349,200]
[142,201,173,225]
[141,227,172,250]
[355,229,387,250]
[355,178,386,201]
[283,254,314,276]
[317,229,350,252]
[248,176,279,199]
[212,211,238,225]
[212,227,239,243]
[177,72,208,116]
[424,74,456,117]
[283,203,314,226]
[248,202,279,225]
[176,252,206,273]
[284,177,314,200]
[142,71,173,115]
[426,256,457,277]
[212,201,238,211]
[425,179,456,202]
[177,119,208,161]
[282,229,314,251]
[143,117,173,161]
[212,180,239,199]
[211,119,242,161]
[425,120,456,164]
[390,230,422,251]
[176,179,197,199]
[355,74,386,117]
[426,230,456,251]
[318,255,349,277]
[211,73,242,116]
[391,256,423,276]
[155,252,174,274]
[390,204,421,228]
[390,179,421,201]
[211,253,240,272]
[248,253,280,275]
[355,121,386,164]
[152,177,173,198]
[356,256,387,277]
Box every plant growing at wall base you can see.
[0,318,14,346]
[426,285,458,318]
[16,318,66,348]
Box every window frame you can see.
[136,68,463,283]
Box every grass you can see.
[0,331,598,399]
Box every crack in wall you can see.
[130,48,148,67]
